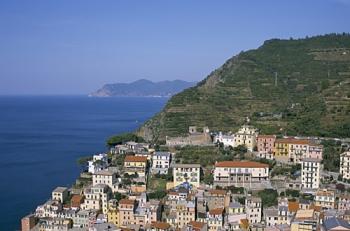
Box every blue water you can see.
[0,96,167,231]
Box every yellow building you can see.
[175,200,196,228]
[107,199,119,227]
[273,139,290,163]
[124,155,148,177]
[291,209,317,231]
[234,125,259,152]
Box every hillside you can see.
[90,79,196,97]
[138,34,350,142]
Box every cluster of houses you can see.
[21,125,350,231]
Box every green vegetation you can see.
[147,175,168,192]
[322,140,343,172]
[107,132,145,146]
[257,189,279,207]
[139,34,350,142]
[175,145,247,167]
[285,189,300,198]
[148,190,167,199]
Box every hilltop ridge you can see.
[138,33,350,142]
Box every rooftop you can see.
[119,199,135,205]
[258,135,276,139]
[154,152,171,157]
[209,208,224,215]
[295,209,315,220]
[151,222,171,230]
[215,161,269,168]
[275,138,311,145]
[124,155,148,162]
[93,169,115,176]
[301,157,322,162]
[53,187,68,193]
[324,217,350,230]
[174,163,201,168]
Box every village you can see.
[21,124,350,231]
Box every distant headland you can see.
[89,79,196,97]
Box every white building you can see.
[234,125,259,151]
[88,153,108,174]
[214,132,235,147]
[92,169,119,193]
[315,189,335,209]
[301,158,321,190]
[151,152,172,174]
[213,161,269,188]
[340,151,350,180]
[82,184,111,214]
[173,164,201,188]
[245,196,262,224]
[52,187,68,203]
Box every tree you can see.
[106,133,145,146]
[148,190,167,199]
[258,189,278,207]
[77,156,93,171]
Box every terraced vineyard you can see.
[138,34,350,142]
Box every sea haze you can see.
[0,95,167,230]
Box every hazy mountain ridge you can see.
[90,79,196,97]
[138,33,350,142]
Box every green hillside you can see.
[138,34,350,142]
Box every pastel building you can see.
[213,161,269,188]
[82,184,112,214]
[52,187,68,203]
[301,158,321,190]
[234,125,259,152]
[245,196,262,224]
[151,152,172,174]
[118,199,136,228]
[315,189,335,209]
[124,155,148,177]
[340,151,350,180]
[92,169,118,192]
[173,164,201,188]
[273,139,290,163]
[257,135,276,159]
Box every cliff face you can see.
[90,79,196,97]
[138,34,350,142]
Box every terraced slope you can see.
[138,34,350,142]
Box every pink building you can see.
[307,143,323,160]
[257,135,276,158]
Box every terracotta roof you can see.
[215,161,269,168]
[168,191,179,196]
[258,135,276,139]
[316,189,335,197]
[240,219,249,229]
[209,207,224,215]
[288,201,299,213]
[119,199,135,205]
[151,222,171,230]
[310,204,322,212]
[188,221,206,230]
[275,138,310,145]
[124,155,148,162]
[208,189,227,196]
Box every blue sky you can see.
[0,0,349,95]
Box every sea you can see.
[0,95,167,230]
